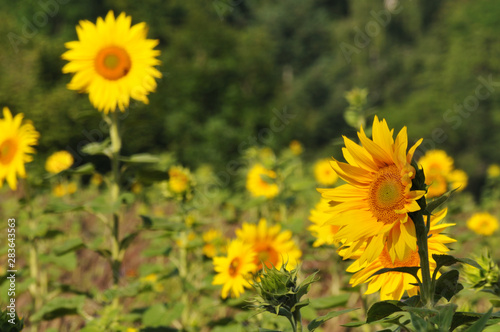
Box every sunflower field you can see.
[2,1,500,332]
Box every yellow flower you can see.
[346,209,455,300]
[62,11,162,113]
[447,169,467,192]
[246,164,279,199]
[314,158,339,186]
[308,199,340,247]
[66,181,77,194]
[203,229,226,258]
[90,173,103,186]
[487,164,500,178]
[319,116,425,264]
[52,183,66,197]
[0,107,39,190]
[289,140,303,155]
[425,173,448,198]
[45,151,74,174]
[418,150,454,177]
[467,212,499,236]
[212,239,257,299]
[126,328,138,332]
[168,165,191,194]
[236,218,302,270]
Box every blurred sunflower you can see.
[0,107,39,190]
[236,218,301,270]
[418,150,454,177]
[319,116,425,264]
[314,158,338,186]
[487,164,500,178]
[308,198,340,247]
[345,209,455,300]
[168,165,192,194]
[45,151,74,174]
[467,212,499,236]
[202,229,226,258]
[289,140,303,155]
[62,11,162,113]
[425,173,448,198]
[246,164,279,199]
[212,239,257,299]
[448,169,468,192]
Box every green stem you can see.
[413,211,432,307]
[293,309,302,332]
[179,231,189,330]
[108,112,122,308]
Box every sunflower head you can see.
[319,116,426,264]
[45,150,74,174]
[246,164,280,199]
[62,11,162,113]
[212,239,257,299]
[236,218,302,271]
[314,158,339,186]
[308,198,340,247]
[0,107,39,190]
[467,212,499,236]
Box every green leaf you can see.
[81,138,111,156]
[296,271,319,300]
[434,270,463,302]
[409,311,428,331]
[142,303,184,327]
[140,215,188,232]
[308,308,358,331]
[424,188,457,215]
[310,293,350,310]
[449,311,500,331]
[53,238,85,256]
[432,254,482,274]
[370,267,421,283]
[70,163,95,174]
[366,301,404,323]
[435,304,457,332]
[120,232,139,251]
[44,201,84,214]
[119,153,160,163]
[0,308,24,332]
[464,308,493,332]
[31,296,85,322]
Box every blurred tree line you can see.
[1,0,500,194]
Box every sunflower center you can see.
[379,246,420,268]
[369,165,406,224]
[255,244,279,268]
[0,139,17,165]
[94,46,131,80]
[228,257,240,277]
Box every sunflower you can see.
[168,165,192,194]
[289,140,303,155]
[447,169,468,192]
[418,150,454,177]
[345,209,455,300]
[314,158,339,186]
[467,212,499,236]
[212,239,257,298]
[308,198,341,247]
[0,107,39,190]
[45,150,74,174]
[246,164,279,199]
[202,229,226,258]
[487,164,500,178]
[319,116,425,264]
[62,11,162,113]
[425,173,448,198]
[236,218,302,270]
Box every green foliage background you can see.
[1,0,500,193]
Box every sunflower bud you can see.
[462,250,500,294]
[252,263,318,318]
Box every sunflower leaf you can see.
[366,301,405,323]
[308,308,358,331]
[81,138,111,157]
[424,188,458,215]
[432,254,482,272]
[434,270,463,302]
